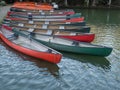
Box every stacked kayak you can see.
[2,24,94,42]
[1,25,112,57]
[0,1,113,64]
[3,18,86,26]
[7,11,81,19]
[3,21,90,33]
[10,2,74,14]
[0,25,62,63]
[11,2,53,11]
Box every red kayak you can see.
[2,24,94,42]
[0,26,62,64]
[7,11,75,16]
[6,16,84,22]
[12,2,53,10]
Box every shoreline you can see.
[60,5,120,9]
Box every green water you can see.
[0,9,120,90]
[77,9,120,55]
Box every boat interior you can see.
[17,29,100,48]
[9,11,72,15]
[14,27,90,36]
[12,23,83,29]
[5,20,73,25]
[0,27,59,54]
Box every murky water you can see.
[0,8,120,90]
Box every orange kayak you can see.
[12,2,53,10]
[13,2,35,6]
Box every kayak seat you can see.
[46,30,53,35]
[45,21,49,24]
[46,49,52,53]
[66,17,70,20]
[18,23,24,27]
[59,26,64,29]
[28,28,34,32]
[28,14,32,20]
[30,32,35,37]
[28,20,34,24]
[72,41,79,46]
[42,24,48,29]
[70,32,76,35]
[41,12,45,15]
[8,33,18,40]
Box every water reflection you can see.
[76,9,120,24]
[19,55,60,77]
[0,40,59,77]
[62,52,110,69]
